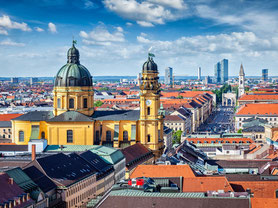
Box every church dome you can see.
[142,56,157,72]
[54,41,92,87]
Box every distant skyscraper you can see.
[11,77,19,84]
[262,69,268,81]
[238,64,245,98]
[214,59,228,83]
[30,77,38,85]
[165,67,173,87]
[214,62,221,83]
[197,67,201,80]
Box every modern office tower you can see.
[30,77,38,85]
[214,59,228,83]
[262,69,268,81]
[165,67,173,86]
[220,59,228,83]
[137,73,142,86]
[238,64,245,98]
[11,77,19,84]
[197,67,201,80]
[214,62,221,83]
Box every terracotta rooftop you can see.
[239,94,278,101]
[187,137,254,144]
[182,177,233,192]
[251,198,278,208]
[130,165,195,179]
[0,114,23,121]
[164,115,184,121]
[230,181,278,198]
[236,103,278,115]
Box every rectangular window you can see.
[147,107,150,115]
[147,134,151,143]
[69,98,74,108]
[114,125,119,141]
[57,98,61,108]
[19,131,24,142]
[67,130,73,143]
[83,98,88,108]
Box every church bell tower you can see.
[139,54,164,157]
[238,64,245,98]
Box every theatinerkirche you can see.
[12,41,164,156]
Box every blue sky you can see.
[0,0,278,77]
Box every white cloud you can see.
[137,36,151,43]
[126,22,133,26]
[0,28,8,35]
[0,15,31,32]
[80,25,125,45]
[35,27,44,32]
[48,22,57,33]
[0,39,25,46]
[148,0,187,10]
[195,4,278,35]
[103,0,188,27]
[136,21,154,27]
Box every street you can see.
[197,105,235,133]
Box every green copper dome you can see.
[54,41,92,87]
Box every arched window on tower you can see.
[106,131,112,142]
[83,98,88,108]
[123,131,128,142]
[67,130,73,143]
[19,131,24,142]
[147,107,151,115]
[57,98,61,108]
[69,98,74,108]
[41,131,45,139]
[95,130,100,145]
[147,134,151,143]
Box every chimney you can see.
[32,144,36,161]
[8,178,13,185]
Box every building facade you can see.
[164,67,173,87]
[214,59,228,83]
[262,69,268,81]
[12,42,164,157]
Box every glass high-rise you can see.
[214,59,228,83]
[165,67,173,86]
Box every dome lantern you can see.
[142,53,157,72]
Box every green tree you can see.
[172,130,183,144]
[177,95,183,99]
[237,129,242,133]
[94,100,103,107]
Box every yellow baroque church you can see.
[12,42,164,156]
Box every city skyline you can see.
[0,0,278,76]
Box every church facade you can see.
[12,42,164,156]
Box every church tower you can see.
[238,64,245,98]
[53,41,94,116]
[139,54,164,157]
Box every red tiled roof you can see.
[236,104,278,115]
[182,177,233,192]
[0,114,23,121]
[164,115,184,121]
[187,137,254,144]
[251,198,278,208]
[239,94,278,101]
[231,181,278,198]
[130,165,195,178]
[121,143,153,167]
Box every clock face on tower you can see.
[146,100,152,106]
